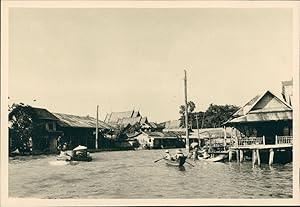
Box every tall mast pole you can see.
[196,114,200,145]
[184,70,190,153]
[95,105,99,149]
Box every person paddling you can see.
[164,150,172,160]
[173,149,184,160]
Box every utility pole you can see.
[196,114,200,145]
[95,105,99,149]
[184,70,190,153]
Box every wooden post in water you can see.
[256,149,261,166]
[236,149,240,163]
[269,148,274,166]
[228,149,232,162]
[252,149,257,166]
[95,105,99,149]
[223,127,227,151]
[184,70,190,153]
[239,149,244,163]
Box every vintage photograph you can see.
[1,1,299,206]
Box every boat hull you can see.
[164,156,187,167]
[198,154,225,162]
[72,156,92,162]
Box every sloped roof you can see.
[142,131,183,139]
[140,117,148,125]
[164,120,182,129]
[227,90,292,124]
[132,111,140,118]
[105,110,141,123]
[148,122,158,128]
[118,116,142,126]
[53,113,111,129]
[32,108,59,121]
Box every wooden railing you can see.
[276,136,293,145]
[237,136,265,146]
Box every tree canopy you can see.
[179,103,239,129]
[9,103,36,153]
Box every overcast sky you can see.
[8,8,293,122]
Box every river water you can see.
[9,149,292,199]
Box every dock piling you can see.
[228,149,232,162]
[236,150,240,163]
[269,148,274,166]
[256,149,261,166]
[239,150,244,163]
[252,149,257,166]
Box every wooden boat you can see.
[164,156,187,167]
[72,145,92,162]
[72,154,92,162]
[198,154,226,162]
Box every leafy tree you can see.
[178,103,239,129]
[179,101,196,127]
[202,104,239,128]
[9,103,36,154]
[179,101,196,115]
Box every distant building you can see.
[282,79,293,106]
[10,107,113,153]
[133,131,185,149]
[141,121,162,132]
[53,112,112,150]
[161,120,185,132]
[189,127,232,149]
[117,116,147,128]
[8,107,63,154]
[31,108,63,153]
[104,110,141,127]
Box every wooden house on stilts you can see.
[225,90,293,165]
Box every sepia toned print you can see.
[1,1,299,206]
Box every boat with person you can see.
[71,145,92,162]
[164,156,187,167]
[55,145,92,162]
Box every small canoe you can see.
[198,154,226,162]
[72,155,92,162]
[164,156,187,167]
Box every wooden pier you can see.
[228,136,293,166]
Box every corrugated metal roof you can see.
[53,113,111,129]
[32,108,59,120]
